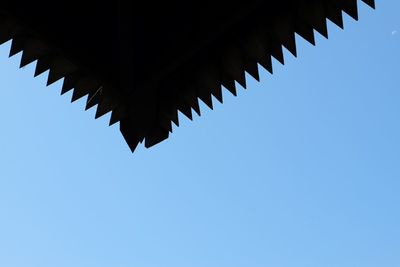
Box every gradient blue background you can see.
[0,2,399,266]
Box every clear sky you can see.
[0,2,399,267]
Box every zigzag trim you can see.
[124,0,375,152]
[0,13,125,126]
[0,0,375,152]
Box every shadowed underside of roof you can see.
[0,0,375,152]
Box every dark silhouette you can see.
[0,0,375,152]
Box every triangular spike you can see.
[177,103,193,120]
[47,58,77,86]
[264,31,285,64]
[340,0,359,21]
[198,64,224,103]
[274,19,297,57]
[71,88,88,102]
[221,77,237,96]
[34,56,52,77]
[362,0,375,9]
[244,33,273,74]
[71,77,100,102]
[183,86,201,116]
[211,84,223,103]
[95,88,118,119]
[85,86,102,110]
[120,119,141,153]
[312,7,329,38]
[295,21,316,45]
[244,58,260,81]
[109,112,120,126]
[258,55,273,74]
[95,97,116,119]
[281,32,297,57]
[176,87,193,119]
[191,97,201,116]
[235,72,246,89]
[299,3,328,38]
[195,69,216,108]
[20,50,34,68]
[61,72,81,94]
[170,108,179,127]
[197,91,213,110]
[325,5,344,29]
[163,105,179,127]
[206,80,225,103]
[20,39,49,68]
[9,37,24,57]
[109,106,127,126]
[269,42,284,65]
[221,46,247,88]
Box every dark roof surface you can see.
[0,0,375,152]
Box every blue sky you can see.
[0,2,399,267]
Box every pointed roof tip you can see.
[120,121,141,153]
[126,139,140,153]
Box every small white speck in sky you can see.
[392,30,397,36]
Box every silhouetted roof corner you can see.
[0,0,375,152]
